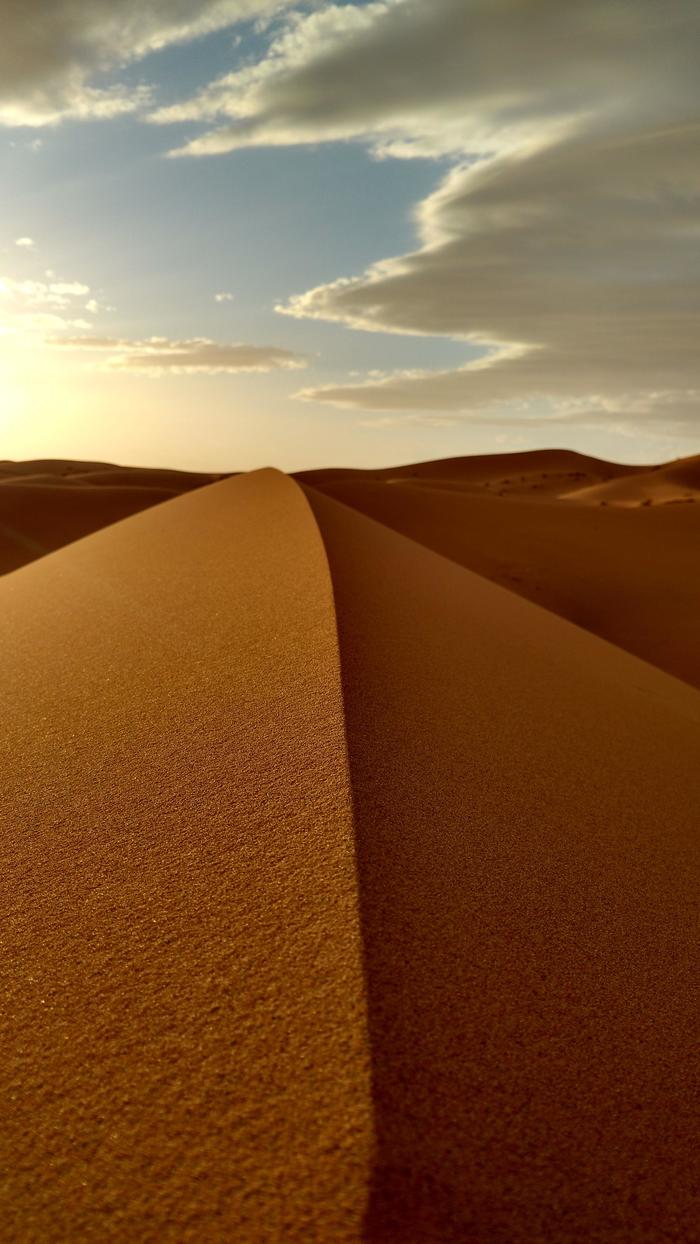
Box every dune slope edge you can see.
[0,470,372,1242]
[305,485,700,1244]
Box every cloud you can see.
[154,0,700,434]
[287,123,700,427]
[0,271,96,337]
[214,291,234,302]
[153,0,698,159]
[151,3,396,150]
[0,277,90,308]
[14,237,35,249]
[0,0,294,126]
[48,334,308,375]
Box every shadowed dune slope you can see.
[0,460,220,576]
[306,473,700,688]
[0,470,372,1243]
[306,485,700,1244]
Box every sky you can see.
[0,0,699,472]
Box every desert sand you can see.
[299,450,700,688]
[0,459,219,575]
[1,458,699,1241]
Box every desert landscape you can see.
[1,451,699,1241]
[2,0,699,1239]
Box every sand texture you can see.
[0,471,372,1242]
[1,458,699,1240]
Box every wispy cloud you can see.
[150,3,394,151]
[0,0,295,127]
[0,271,95,337]
[214,291,234,303]
[14,237,35,249]
[48,334,308,375]
[1,277,90,308]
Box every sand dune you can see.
[2,464,699,1240]
[563,453,700,507]
[0,458,117,476]
[299,447,641,482]
[305,483,700,1242]
[0,460,220,575]
[299,448,644,497]
[303,453,700,688]
[0,459,223,487]
[0,471,372,1242]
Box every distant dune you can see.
[299,447,643,493]
[1,457,699,1240]
[0,459,222,575]
[299,450,700,688]
[562,453,700,507]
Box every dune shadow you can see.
[306,485,521,1241]
[304,481,700,1244]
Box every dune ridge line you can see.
[0,468,374,1242]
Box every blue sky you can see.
[1,1,698,470]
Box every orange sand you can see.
[1,457,699,1240]
[0,471,372,1242]
[0,460,219,575]
[306,484,700,1242]
[563,454,700,506]
[301,451,700,688]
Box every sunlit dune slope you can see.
[563,453,700,506]
[304,455,700,688]
[0,470,372,1243]
[306,484,700,1243]
[0,460,220,575]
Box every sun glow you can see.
[0,345,79,458]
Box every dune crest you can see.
[0,470,373,1242]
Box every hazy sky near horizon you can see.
[1,0,699,471]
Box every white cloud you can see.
[0,273,91,314]
[214,291,234,302]
[0,265,109,342]
[153,0,700,434]
[0,0,295,127]
[48,334,308,375]
[14,237,35,249]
